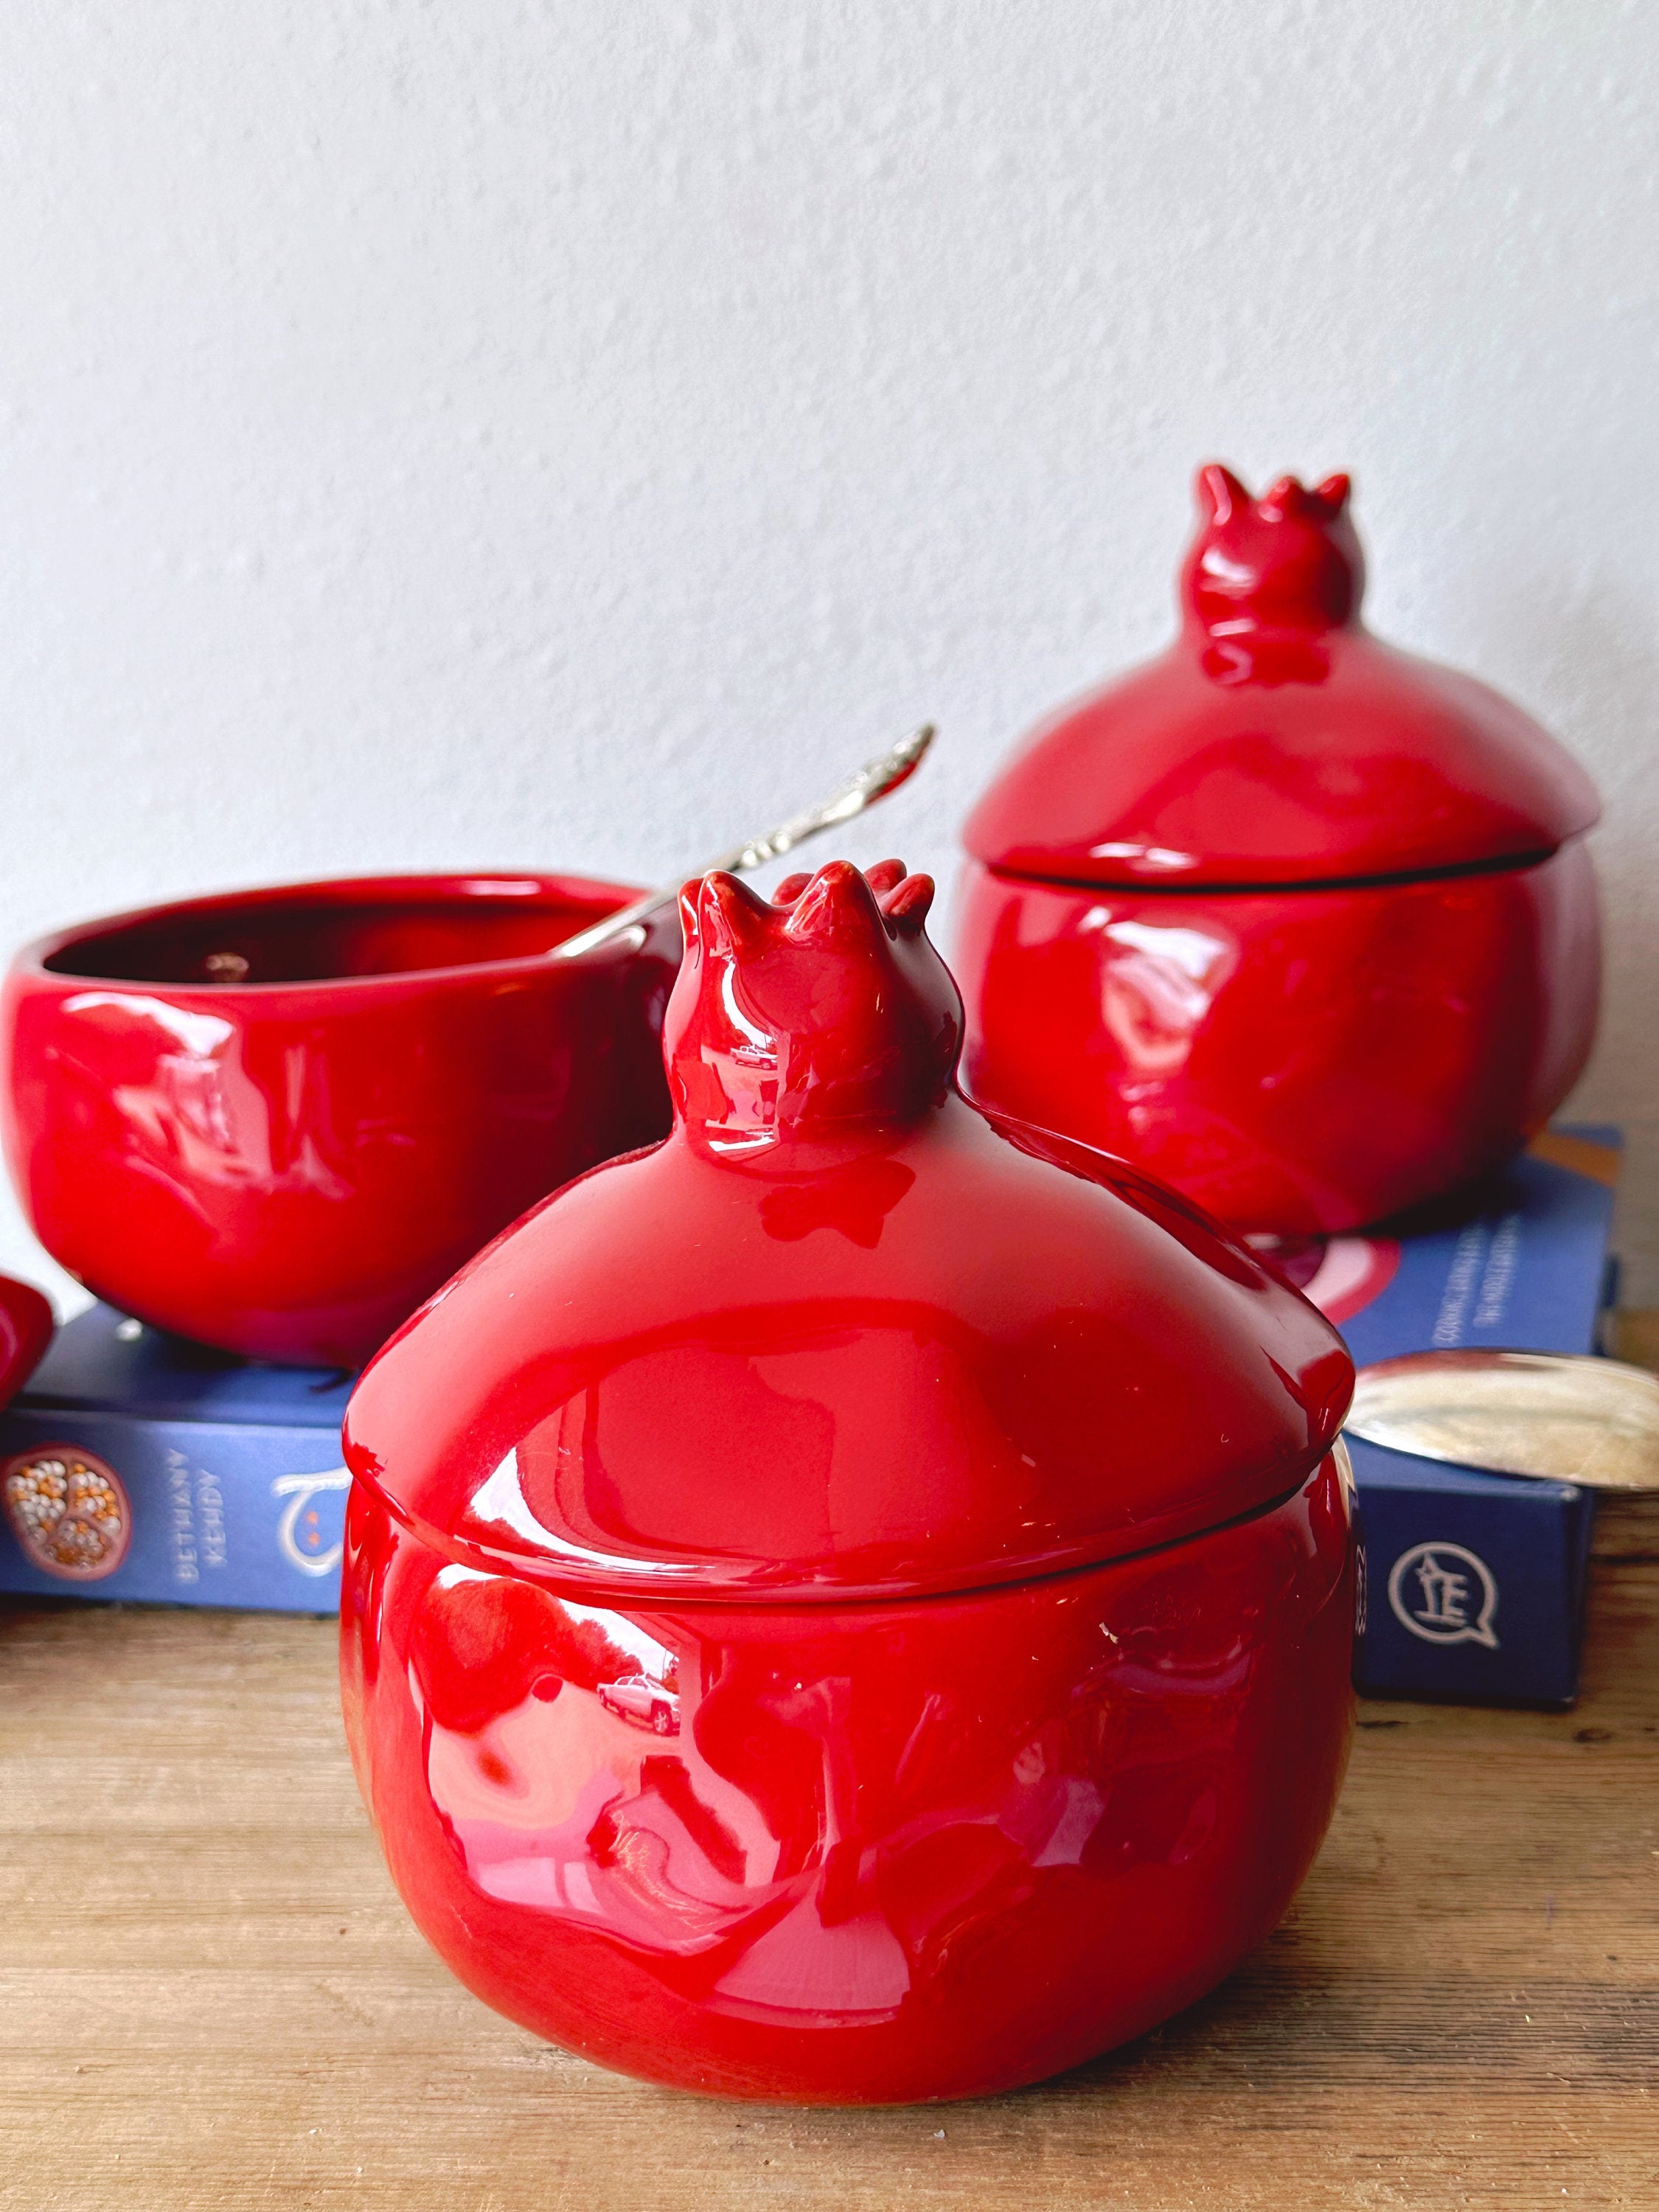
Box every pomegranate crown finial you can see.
[1182,463,1363,635]
[663,858,963,1147]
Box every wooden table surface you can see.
[4,1514,1658,2207]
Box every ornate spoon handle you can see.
[552,725,935,962]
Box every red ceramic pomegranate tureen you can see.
[956,466,1601,1236]
[341,858,1357,2104]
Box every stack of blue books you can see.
[1311,1126,1619,1707]
[0,1128,1621,1707]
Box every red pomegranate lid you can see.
[964,466,1599,890]
[344,860,1352,1604]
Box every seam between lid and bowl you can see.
[974,841,1582,900]
[344,1441,1350,1615]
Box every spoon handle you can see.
[551,726,935,963]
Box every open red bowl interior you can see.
[38,873,631,990]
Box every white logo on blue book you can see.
[1387,1540,1499,1649]
[271,1469,352,1576]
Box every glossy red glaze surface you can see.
[342,860,1357,2100]
[2,874,678,1366]
[0,1274,54,1404]
[342,1458,1354,2103]
[964,467,1599,889]
[956,841,1600,1237]
[956,467,1602,1232]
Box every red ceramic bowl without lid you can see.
[1,874,678,1366]
[341,859,1357,2102]
[956,466,1602,1235]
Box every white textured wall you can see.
[1,1,1655,1310]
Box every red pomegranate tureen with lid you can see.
[956,466,1601,1235]
[341,857,1357,2104]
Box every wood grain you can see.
[1,1540,1656,2205]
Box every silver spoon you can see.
[1346,1349,1659,1492]
[552,724,936,963]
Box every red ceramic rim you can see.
[12,869,654,999]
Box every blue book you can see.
[1283,1127,1618,1707]
[0,1315,352,1612]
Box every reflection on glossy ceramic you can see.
[1,874,679,1366]
[958,466,1601,1234]
[343,860,1357,2101]
[0,1273,52,1405]
[956,845,1599,1237]
[343,1455,1354,2104]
